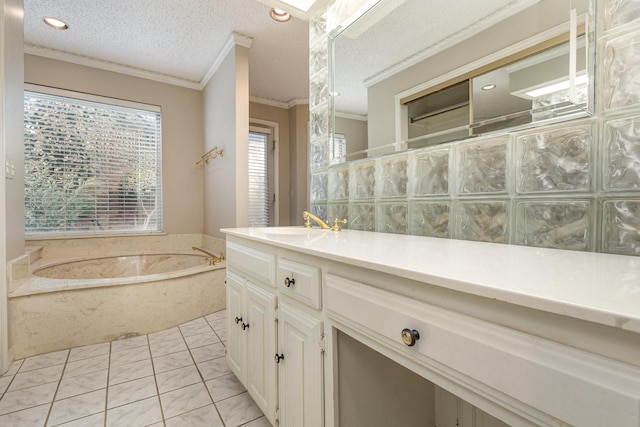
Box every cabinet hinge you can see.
[274,307,279,321]
[274,407,280,422]
[319,334,326,353]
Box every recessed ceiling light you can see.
[270,8,291,22]
[481,84,497,91]
[43,17,69,30]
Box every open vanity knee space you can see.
[222,227,640,427]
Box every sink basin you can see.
[262,227,328,237]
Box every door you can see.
[249,124,276,227]
[277,302,324,427]
[226,272,246,382]
[245,281,278,425]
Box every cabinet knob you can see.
[401,328,420,347]
[284,277,295,287]
[241,322,250,330]
[274,353,284,363]
[234,316,242,324]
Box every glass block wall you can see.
[309,0,640,256]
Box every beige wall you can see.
[203,45,250,238]
[335,116,367,155]
[24,54,205,235]
[289,104,309,225]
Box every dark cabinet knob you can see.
[284,277,295,287]
[274,353,284,363]
[241,322,250,330]
[234,317,242,324]
[401,328,420,347]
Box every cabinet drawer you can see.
[277,258,321,309]
[227,241,276,287]
[326,273,640,427]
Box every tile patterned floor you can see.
[0,310,270,427]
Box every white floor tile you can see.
[148,327,182,344]
[0,376,12,396]
[184,331,220,349]
[9,364,64,392]
[56,369,108,400]
[149,337,188,358]
[179,322,214,338]
[159,382,212,419]
[108,359,154,386]
[196,357,232,381]
[47,388,106,426]
[68,342,110,363]
[205,310,226,323]
[2,359,23,377]
[155,365,201,394]
[107,376,157,409]
[216,392,264,427]
[205,373,246,402]
[152,350,194,374]
[0,403,50,426]
[106,396,163,427]
[20,350,68,373]
[165,404,224,427]
[63,354,109,379]
[110,335,148,354]
[54,411,105,427]
[190,342,226,363]
[109,346,150,368]
[242,416,273,427]
[0,382,58,415]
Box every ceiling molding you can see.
[250,95,309,109]
[24,44,202,90]
[363,0,541,88]
[199,32,254,89]
[335,111,367,121]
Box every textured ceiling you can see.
[23,0,310,106]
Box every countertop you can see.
[222,227,640,333]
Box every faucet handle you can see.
[303,211,312,228]
[331,218,348,232]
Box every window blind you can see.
[24,89,163,236]
[248,131,270,227]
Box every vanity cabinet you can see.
[226,238,324,427]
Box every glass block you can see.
[310,140,328,171]
[349,160,376,200]
[408,147,449,197]
[328,165,349,201]
[310,171,328,203]
[310,204,327,223]
[310,75,328,109]
[311,109,328,140]
[348,203,375,231]
[328,203,349,228]
[603,30,640,112]
[516,123,592,193]
[375,202,408,234]
[455,200,509,244]
[515,200,593,251]
[604,0,640,31]
[455,137,509,195]
[375,154,408,199]
[310,43,328,77]
[602,114,640,190]
[602,199,640,255]
[310,13,327,42]
[409,201,450,238]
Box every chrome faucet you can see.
[303,211,331,229]
[192,247,225,265]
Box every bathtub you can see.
[9,252,226,359]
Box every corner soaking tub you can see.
[9,253,226,359]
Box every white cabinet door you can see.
[226,271,246,383]
[277,302,323,427]
[245,282,278,425]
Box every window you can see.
[24,87,163,236]
[248,125,275,227]
[330,133,347,165]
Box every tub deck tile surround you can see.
[0,310,269,427]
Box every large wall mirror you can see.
[329,0,595,164]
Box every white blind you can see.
[24,89,163,236]
[248,131,269,227]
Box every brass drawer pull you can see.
[274,353,284,363]
[284,277,295,287]
[234,316,242,324]
[401,328,420,347]
[241,322,250,330]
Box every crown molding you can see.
[200,32,254,89]
[250,96,310,109]
[335,111,367,121]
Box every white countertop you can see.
[222,227,640,334]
